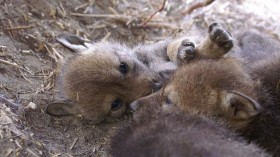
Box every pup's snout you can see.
[130,100,140,111]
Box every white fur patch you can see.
[56,37,88,52]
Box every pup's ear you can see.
[45,101,78,117]
[56,33,93,52]
[221,91,261,120]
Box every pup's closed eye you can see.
[111,99,123,111]
[165,97,173,105]
[119,62,129,74]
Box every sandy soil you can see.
[0,0,279,156]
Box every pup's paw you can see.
[208,23,234,52]
[177,39,196,63]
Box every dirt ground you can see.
[0,0,280,156]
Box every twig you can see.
[139,22,180,30]
[19,69,33,84]
[5,25,33,30]
[7,126,25,138]
[59,2,67,17]
[44,44,64,63]
[83,0,96,13]
[86,24,106,29]
[0,58,34,75]
[25,34,64,63]
[26,148,40,157]
[44,82,53,91]
[5,148,13,157]
[0,95,19,110]
[69,138,78,150]
[0,59,17,67]
[51,46,64,61]
[0,129,3,139]
[7,19,14,37]
[70,13,129,20]
[101,32,111,41]
[108,7,119,15]
[182,0,215,15]
[53,153,72,157]
[139,0,167,26]
[276,80,280,92]
[15,140,22,148]
[74,2,88,11]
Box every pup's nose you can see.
[129,100,139,111]
[152,81,163,92]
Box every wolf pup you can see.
[46,23,233,123]
[46,35,170,123]
[132,23,280,156]
[110,99,269,157]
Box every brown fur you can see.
[250,54,280,102]
[47,27,223,123]
[111,99,269,157]
[134,58,260,129]
[237,30,280,103]
[236,30,280,156]
[46,23,233,123]
[132,23,257,129]
[132,27,280,156]
[167,54,280,156]
[46,40,165,123]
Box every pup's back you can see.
[239,30,280,103]
[111,103,269,157]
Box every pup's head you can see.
[46,35,163,123]
[166,58,262,129]
[132,58,262,130]
[133,23,261,129]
